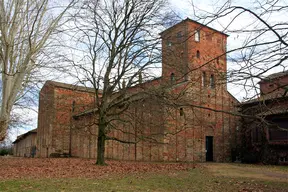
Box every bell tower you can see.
[160,19,228,89]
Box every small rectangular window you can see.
[210,74,215,89]
[167,41,172,47]
[196,50,200,58]
[202,72,206,87]
[166,36,172,47]
[179,108,184,116]
[170,73,175,83]
[195,30,200,42]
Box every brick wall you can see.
[37,81,95,157]
[259,75,288,96]
[71,86,238,162]
[71,114,98,158]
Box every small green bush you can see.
[0,149,11,156]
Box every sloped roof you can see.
[159,18,229,37]
[72,77,181,118]
[45,80,100,93]
[258,107,288,116]
[241,93,288,105]
[241,70,288,105]
[260,70,288,83]
[12,128,37,144]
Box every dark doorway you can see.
[206,136,213,161]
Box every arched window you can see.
[72,100,76,112]
[196,50,200,58]
[170,73,175,83]
[210,74,215,89]
[177,31,182,39]
[167,41,172,47]
[179,108,184,116]
[202,72,206,87]
[195,30,200,42]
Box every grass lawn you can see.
[0,158,287,192]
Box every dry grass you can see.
[203,163,288,182]
[0,157,287,192]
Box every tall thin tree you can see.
[0,0,76,140]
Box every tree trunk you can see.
[0,75,14,141]
[96,124,106,165]
[0,73,24,141]
[0,117,8,141]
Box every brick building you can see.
[16,19,240,162]
[36,81,96,157]
[98,18,239,162]
[240,71,288,164]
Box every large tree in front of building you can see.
[69,0,174,165]
[0,0,76,141]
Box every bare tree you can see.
[0,0,76,141]
[66,0,177,165]
[186,0,288,99]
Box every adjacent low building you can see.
[240,71,288,164]
[13,129,37,157]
